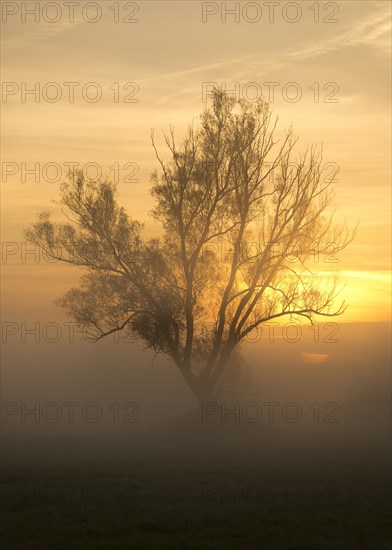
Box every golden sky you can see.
[1,0,391,323]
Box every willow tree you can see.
[25,89,353,404]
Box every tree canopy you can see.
[26,89,354,403]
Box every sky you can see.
[1,0,391,324]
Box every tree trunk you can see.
[181,369,218,406]
[191,376,217,405]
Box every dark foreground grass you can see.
[2,411,391,549]
[2,453,391,550]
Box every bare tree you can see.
[25,89,354,404]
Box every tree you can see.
[25,89,354,404]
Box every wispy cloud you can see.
[138,5,390,108]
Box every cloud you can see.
[300,352,329,364]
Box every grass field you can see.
[2,422,390,549]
